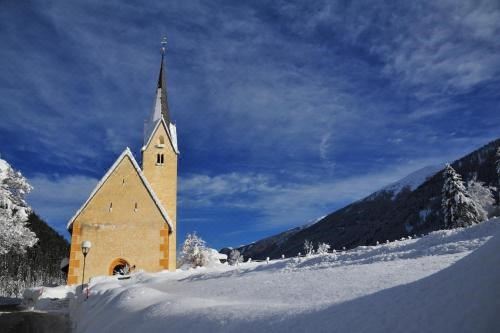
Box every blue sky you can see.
[1,0,499,249]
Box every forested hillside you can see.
[0,213,69,297]
[0,156,69,298]
[233,138,500,260]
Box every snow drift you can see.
[69,218,500,333]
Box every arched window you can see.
[156,153,165,165]
[109,202,113,212]
[134,202,138,212]
[159,136,165,145]
[109,258,131,276]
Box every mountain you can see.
[375,165,442,198]
[232,138,500,260]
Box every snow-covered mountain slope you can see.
[234,165,442,256]
[69,218,500,333]
[231,138,500,259]
[377,164,442,197]
[226,215,326,258]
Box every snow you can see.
[0,159,10,178]
[142,118,179,154]
[380,164,442,198]
[0,157,37,254]
[168,122,179,154]
[68,218,500,332]
[23,285,75,313]
[143,88,164,145]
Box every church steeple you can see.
[141,37,179,272]
[156,41,170,123]
[145,37,173,144]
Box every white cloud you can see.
[319,132,332,161]
[278,0,500,103]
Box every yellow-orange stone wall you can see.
[67,155,171,285]
[142,123,177,272]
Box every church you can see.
[66,45,178,285]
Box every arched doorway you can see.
[109,258,131,276]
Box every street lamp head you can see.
[81,240,92,256]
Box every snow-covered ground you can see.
[65,218,500,333]
[379,164,442,197]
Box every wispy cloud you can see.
[179,156,448,229]
[1,0,499,247]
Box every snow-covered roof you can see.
[66,148,174,231]
[142,118,179,154]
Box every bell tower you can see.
[141,38,179,270]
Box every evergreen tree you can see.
[496,147,500,176]
[442,164,486,228]
[496,147,500,203]
[0,159,38,254]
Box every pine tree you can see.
[441,164,486,228]
[0,159,38,254]
[496,147,500,176]
[496,147,500,204]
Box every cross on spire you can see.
[161,36,167,56]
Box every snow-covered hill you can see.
[376,164,442,198]
[232,139,500,260]
[229,165,443,259]
[66,218,500,333]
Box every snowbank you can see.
[70,219,500,332]
[23,285,75,312]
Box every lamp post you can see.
[81,240,91,296]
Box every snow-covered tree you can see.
[441,164,486,228]
[496,147,500,178]
[496,147,500,203]
[0,159,37,255]
[179,232,223,268]
[467,180,495,216]
[316,242,330,255]
[228,249,243,265]
[180,232,207,267]
[303,239,314,256]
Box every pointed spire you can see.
[144,38,173,145]
[157,37,170,123]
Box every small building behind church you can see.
[66,49,178,285]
